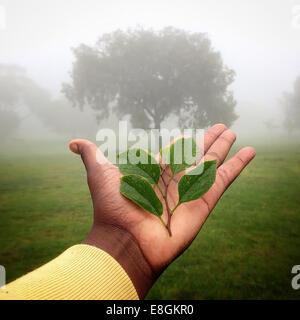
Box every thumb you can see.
[69,139,110,173]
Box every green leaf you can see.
[169,137,200,175]
[159,145,169,164]
[117,148,160,184]
[178,160,217,203]
[120,174,163,216]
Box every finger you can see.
[157,133,185,164]
[204,129,236,166]
[69,138,109,173]
[201,146,256,212]
[158,123,227,164]
[171,146,255,244]
[161,124,227,178]
[200,123,228,153]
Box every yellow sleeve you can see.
[0,244,138,300]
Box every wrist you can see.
[82,222,157,299]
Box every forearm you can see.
[0,244,138,300]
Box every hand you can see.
[69,124,255,299]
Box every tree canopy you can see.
[0,65,28,138]
[0,64,99,140]
[282,76,300,133]
[64,27,238,129]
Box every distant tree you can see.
[282,76,300,133]
[0,65,26,107]
[0,65,27,139]
[0,64,102,140]
[263,119,279,130]
[63,27,237,129]
[0,109,20,140]
[0,64,56,139]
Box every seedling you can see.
[117,137,217,236]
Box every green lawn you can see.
[0,141,299,299]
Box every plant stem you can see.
[160,164,167,176]
[158,164,175,237]
[167,173,175,185]
[161,174,172,237]
[158,216,167,228]
[170,202,180,215]
[156,184,164,197]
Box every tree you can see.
[63,27,237,129]
[0,65,27,139]
[0,64,103,140]
[0,64,56,140]
[282,76,300,133]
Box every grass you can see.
[0,140,299,299]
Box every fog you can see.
[1,0,300,144]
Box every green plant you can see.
[117,137,217,236]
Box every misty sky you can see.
[1,0,300,134]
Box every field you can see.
[0,140,300,299]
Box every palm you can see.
[86,162,192,272]
[70,124,255,274]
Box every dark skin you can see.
[69,124,256,299]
